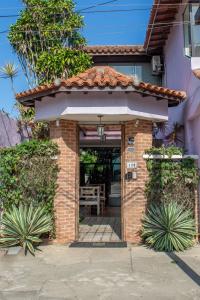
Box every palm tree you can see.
[0,63,18,95]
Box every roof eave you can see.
[144,0,182,52]
[17,86,184,108]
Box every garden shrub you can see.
[0,204,52,255]
[142,202,196,252]
[145,146,199,212]
[0,140,59,232]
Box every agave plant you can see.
[142,202,196,252]
[0,204,52,255]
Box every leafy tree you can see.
[36,47,91,83]
[9,0,92,86]
[9,0,91,139]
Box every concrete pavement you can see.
[0,245,200,299]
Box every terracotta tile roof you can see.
[83,45,145,56]
[16,66,186,104]
[193,69,200,79]
[144,0,182,52]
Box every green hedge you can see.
[145,145,184,156]
[0,140,59,218]
[145,147,199,211]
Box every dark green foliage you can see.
[18,105,50,140]
[36,47,91,83]
[145,146,183,156]
[0,140,59,226]
[145,147,199,211]
[0,204,52,255]
[80,149,98,175]
[142,202,196,252]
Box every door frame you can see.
[76,125,124,242]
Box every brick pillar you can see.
[50,120,79,243]
[121,120,152,243]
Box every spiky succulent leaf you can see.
[0,204,52,255]
[142,202,196,252]
[0,63,18,79]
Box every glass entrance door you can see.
[80,147,121,211]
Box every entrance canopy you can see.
[16,66,186,123]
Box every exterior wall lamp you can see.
[135,119,140,127]
[100,134,107,143]
[97,115,105,137]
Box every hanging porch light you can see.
[97,115,105,137]
[100,134,107,143]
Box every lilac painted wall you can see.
[35,91,168,123]
[0,111,29,148]
[164,5,200,158]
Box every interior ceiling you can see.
[79,125,121,147]
[79,125,121,131]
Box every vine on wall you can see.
[145,147,199,212]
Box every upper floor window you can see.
[184,3,200,57]
[107,63,161,85]
[108,64,142,80]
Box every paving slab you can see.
[7,247,21,256]
[0,245,199,299]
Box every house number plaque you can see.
[127,162,138,169]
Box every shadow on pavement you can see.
[167,252,200,286]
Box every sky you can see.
[0,0,153,117]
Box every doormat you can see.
[69,242,127,248]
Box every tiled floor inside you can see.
[79,217,121,242]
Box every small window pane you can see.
[191,4,200,56]
[110,65,134,76]
[183,5,192,56]
[195,7,200,25]
[134,66,142,81]
[109,64,142,80]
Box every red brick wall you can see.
[121,120,152,243]
[50,120,79,243]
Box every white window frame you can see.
[183,3,200,57]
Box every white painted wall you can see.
[35,91,168,123]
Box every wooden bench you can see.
[79,186,100,216]
[88,184,106,215]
